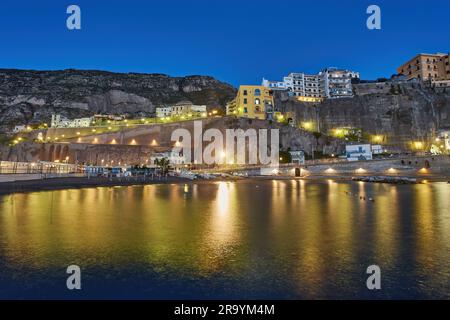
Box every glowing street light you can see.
[372,135,383,143]
[413,141,423,149]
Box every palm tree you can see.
[154,157,170,176]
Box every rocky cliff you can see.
[0,68,236,131]
[276,82,450,150]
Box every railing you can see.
[0,161,80,174]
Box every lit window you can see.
[255,98,260,105]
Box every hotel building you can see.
[397,53,450,81]
[321,68,360,98]
[262,68,359,101]
[226,85,275,120]
[156,101,207,118]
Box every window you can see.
[243,90,248,96]
[255,98,260,105]
[254,89,261,96]
[243,107,248,113]
[243,98,247,104]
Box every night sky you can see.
[1,0,449,86]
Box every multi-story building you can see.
[345,144,373,161]
[397,53,450,81]
[321,68,360,98]
[156,106,172,118]
[226,85,275,120]
[155,101,207,119]
[150,150,186,167]
[51,114,92,128]
[262,68,359,101]
[263,73,325,102]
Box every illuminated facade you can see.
[226,85,274,120]
[51,114,92,128]
[262,68,359,101]
[155,101,207,118]
[397,53,450,81]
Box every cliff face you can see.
[276,83,450,149]
[0,69,236,131]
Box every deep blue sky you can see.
[0,0,449,86]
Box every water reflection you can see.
[0,180,449,299]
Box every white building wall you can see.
[262,68,359,99]
[345,144,373,161]
[156,107,172,118]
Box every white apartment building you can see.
[321,68,360,98]
[263,73,325,101]
[155,107,172,118]
[51,114,92,128]
[13,125,28,133]
[150,150,186,166]
[262,68,359,101]
[345,144,373,161]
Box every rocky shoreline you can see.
[351,176,420,184]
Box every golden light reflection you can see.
[216,181,230,216]
[1,181,449,298]
[198,182,239,274]
[373,185,400,265]
[413,184,436,272]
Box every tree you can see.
[154,157,170,175]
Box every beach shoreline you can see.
[0,173,447,195]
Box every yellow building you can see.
[397,53,450,81]
[226,85,275,120]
